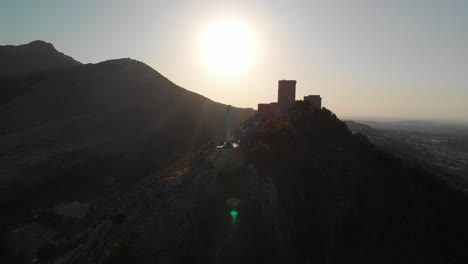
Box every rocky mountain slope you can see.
[27,104,468,264]
[0,42,255,225]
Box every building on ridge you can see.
[258,80,323,117]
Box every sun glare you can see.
[201,20,255,74]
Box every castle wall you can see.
[304,95,322,110]
[258,102,280,117]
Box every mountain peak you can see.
[26,40,56,50]
[0,40,81,78]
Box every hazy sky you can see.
[1,0,467,120]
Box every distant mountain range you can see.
[346,119,468,135]
[0,41,255,218]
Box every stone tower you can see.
[278,80,296,112]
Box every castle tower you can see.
[278,80,296,112]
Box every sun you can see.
[201,20,255,74]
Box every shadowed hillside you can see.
[0,43,255,225]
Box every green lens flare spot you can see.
[230,210,238,223]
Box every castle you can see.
[258,80,321,117]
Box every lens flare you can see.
[230,209,238,223]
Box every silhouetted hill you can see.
[0,40,81,78]
[0,54,254,224]
[33,104,468,264]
